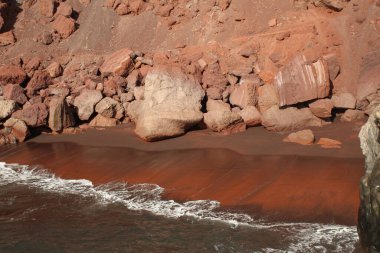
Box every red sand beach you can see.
[0,122,364,226]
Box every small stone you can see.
[283,129,315,145]
[238,106,262,127]
[0,100,17,120]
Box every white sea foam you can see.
[0,162,359,252]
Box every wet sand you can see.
[0,122,365,225]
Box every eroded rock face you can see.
[274,54,330,106]
[134,66,205,141]
[48,96,76,132]
[203,110,244,133]
[358,106,380,252]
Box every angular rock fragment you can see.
[48,96,76,132]
[309,99,333,118]
[73,89,103,121]
[204,110,245,133]
[284,129,315,145]
[332,93,356,109]
[100,48,134,77]
[0,65,27,85]
[3,118,29,142]
[238,106,262,127]
[12,103,48,127]
[0,100,17,120]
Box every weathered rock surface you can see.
[332,92,356,109]
[53,15,76,39]
[2,84,28,105]
[3,118,29,142]
[48,96,76,132]
[89,114,118,127]
[206,99,230,112]
[0,100,17,120]
[341,109,365,122]
[73,89,103,121]
[12,103,48,127]
[100,48,133,76]
[238,106,262,127]
[283,129,315,145]
[274,54,330,106]
[95,97,124,119]
[26,70,52,97]
[257,84,279,113]
[134,66,204,141]
[317,137,342,149]
[229,81,257,109]
[262,106,323,132]
[0,65,27,85]
[204,110,244,133]
[309,99,333,118]
[358,106,380,252]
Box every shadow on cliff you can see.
[0,0,22,33]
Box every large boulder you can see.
[26,70,52,97]
[2,84,28,105]
[332,92,356,109]
[53,15,76,39]
[73,89,103,121]
[100,48,133,76]
[0,65,27,85]
[309,98,333,118]
[95,97,124,119]
[206,99,230,112]
[358,106,380,251]
[12,103,48,127]
[203,110,246,134]
[134,66,205,141]
[262,106,323,132]
[0,100,17,120]
[274,54,330,106]
[48,96,76,132]
[238,106,262,127]
[3,118,29,142]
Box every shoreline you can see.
[0,123,365,226]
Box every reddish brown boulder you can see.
[238,106,262,127]
[56,2,73,17]
[100,48,134,77]
[95,97,124,119]
[283,129,315,145]
[332,93,356,109]
[12,103,48,127]
[53,15,76,39]
[39,0,55,17]
[0,65,27,85]
[204,110,244,133]
[103,79,118,97]
[257,84,279,113]
[2,84,28,105]
[206,99,231,112]
[201,63,228,89]
[3,118,29,142]
[274,54,330,106]
[0,31,16,46]
[89,114,118,127]
[73,89,103,121]
[26,70,52,97]
[48,96,76,132]
[229,81,257,109]
[46,62,63,78]
[309,99,333,118]
[340,109,366,122]
[262,106,323,132]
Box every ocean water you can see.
[0,162,361,253]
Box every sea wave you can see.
[0,162,359,253]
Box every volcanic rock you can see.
[284,129,315,145]
[274,54,330,106]
[100,48,134,77]
[0,100,17,120]
[53,15,76,39]
[89,114,118,127]
[203,110,245,133]
[73,89,103,121]
[262,106,323,132]
[3,118,29,142]
[317,138,342,149]
[340,109,366,122]
[206,99,231,112]
[332,93,356,109]
[12,102,48,127]
[39,0,55,17]
[134,66,205,141]
[309,99,334,118]
[95,97,124,119]
[238,106,262,127]
[48,96,76,132]
[26,70,52,97]
[2,84,27,105]
[257,84,279,113]
[0,31,16,46]
[0,65,27,85]
[229,81,257,109]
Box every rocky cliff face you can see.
[359,106,380,252]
